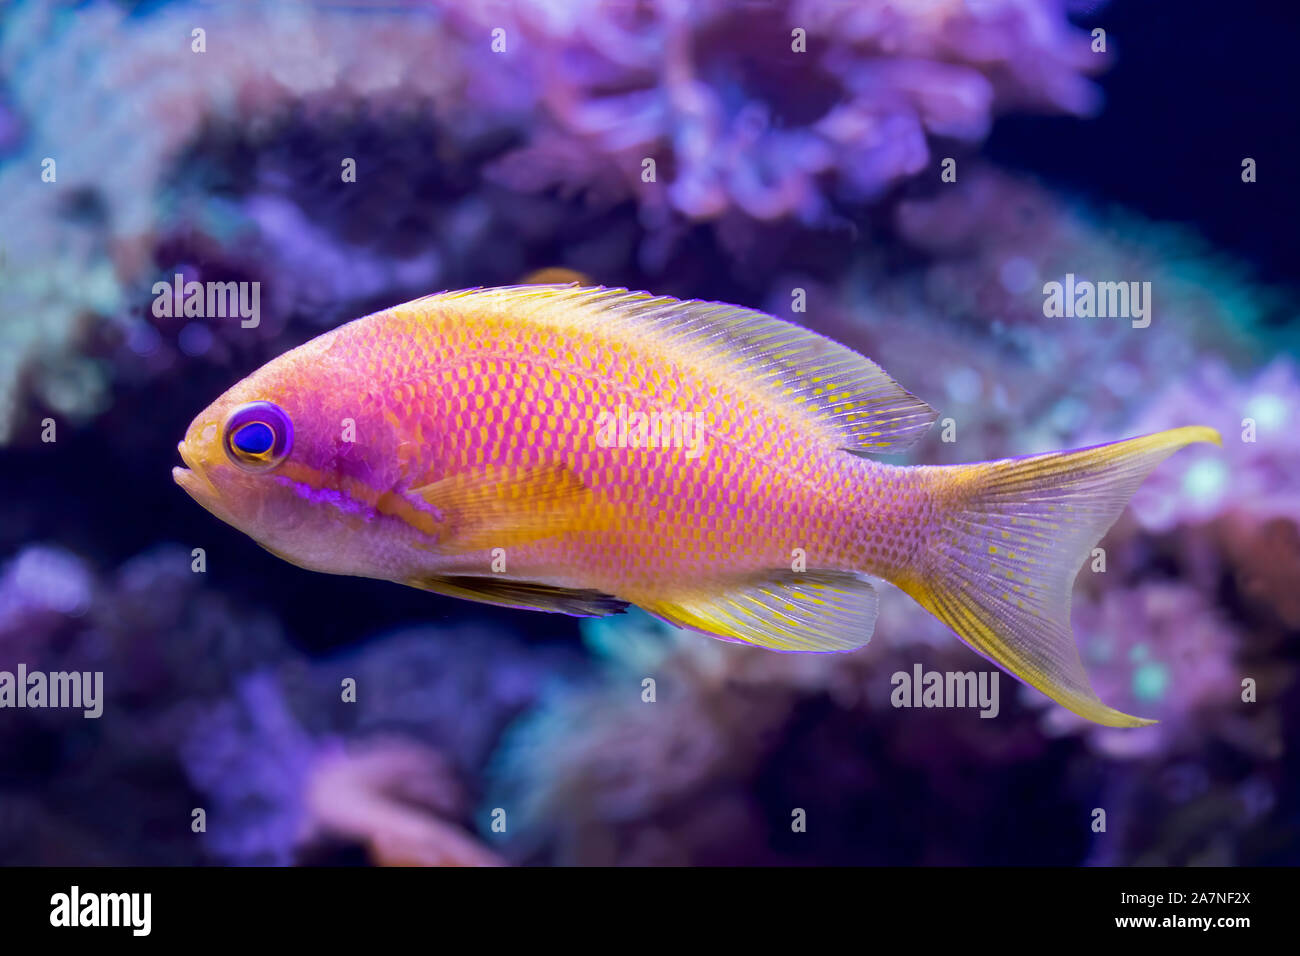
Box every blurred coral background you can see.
[0,0,1296,865]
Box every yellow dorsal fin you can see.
[412,285,938,454]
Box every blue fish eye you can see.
[222,401,293,472]
[233,422,275,455]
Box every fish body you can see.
[176,285,1220,726]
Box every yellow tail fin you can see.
[898,426,1221,727]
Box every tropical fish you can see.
[174,285,1220,727]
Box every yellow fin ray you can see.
[409,463,592,552]
[642,570,879,652]
[900,426,1222,727]
[414,285,938,453]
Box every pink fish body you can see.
[175,285,1220,726]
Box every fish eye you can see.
[222,401,293,472]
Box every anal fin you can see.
[642,570,878,652]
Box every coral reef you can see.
[0,541,560,865]
[485,0,1108,264]
[0,0,1295,869]
[487,608,1087,865]
[0,0,476,442]
[487,573,1290,866]
[1046,585,1249,753]
[0,543,289,864]
[763,167,1291,469]
[1100,358,1300,532]
[180,628,579,865]
[180,671,506,867]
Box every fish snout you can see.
[174,433,221,501]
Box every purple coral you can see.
[485,0,1107,254]
[0,545,93,634]
[0,543,292,864]
[1042,584,1244,757]
[180,672,325,866]
[486,609,1056,865]
[756,167,1284,474]
[181,627,568,865]
[181,670,504,867]
[1102,358,1300,532]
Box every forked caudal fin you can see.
[896,426,1222,728]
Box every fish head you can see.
[173,328,406,575]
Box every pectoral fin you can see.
[410,463,595,552]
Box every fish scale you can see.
[354,297,852,589]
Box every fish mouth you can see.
[174,440,218,500]
[172,464,200,497]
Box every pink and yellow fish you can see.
[175,285,1220,727]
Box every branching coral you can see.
[483,0,1108,263]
